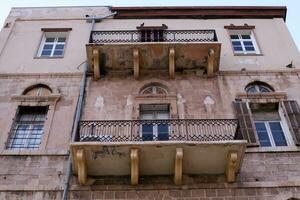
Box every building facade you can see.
[0,6,300,200]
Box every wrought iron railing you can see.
[90,30,218,43]
[78,119,238,142]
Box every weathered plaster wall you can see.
[82,73,300,121]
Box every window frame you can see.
[229,30,260,55]
[36,31,69,58]
[254,120,288,147]
[6,106,48,150]
[247,101,295,149]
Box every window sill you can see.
[234,53,263,56]
[0,149,68,156]
[246,146,300,153]
[34,56,64,59]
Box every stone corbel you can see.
[174,148,183,185]
[207,48,215,78]
[133,49,139,79]
[130,148,139,185]
[225,151,238,183]
[76,149,94,185]
[93,48,100,80]
[169,47,175,79]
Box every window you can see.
[251,103,288,147]
[229,30,260,54]
[140,104,170,141]
[136,24,168,42]
[6,106,48,150]
[38,32,67,57]
[245,81,274,93]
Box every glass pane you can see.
[43,44,53,50]
[232,41,241,46]
[11,124,30,148]
[230,35,239,39]
[142,124,153,141]
[45,37,55,42]
[245,46,255,51]
[53,50,63,56]
[246,86,258,93]
[255,122,272,147]
[57,37,66,42]
[241,35,251,39]
[41,50,51,56]
[55,44,65,50]
[158,124,169,141]
[259,86,271,93]
[269,122,287,146]
[233,46,243,51]
[243,41,253,46]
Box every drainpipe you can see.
[62,10,117,200]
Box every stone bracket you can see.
[133,49,139,79]
[93,48,100,80]
[169,47,175,79]
[207,48,215,78]
[76,149,94,185]
[130,148,139,185]
[174,148,183,185]
[225,151,238,183]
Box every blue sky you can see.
[0,0,299,50]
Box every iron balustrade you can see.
[78,119,238,142]
[90,30,218,43]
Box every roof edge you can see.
[111,6,287,21]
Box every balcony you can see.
[70,119,247,185]
[86,30,221,80]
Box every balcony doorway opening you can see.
[140,104,170,141]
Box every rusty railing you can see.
[78,119,238,142]
[90,30,218,43]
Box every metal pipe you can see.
[61,10,116,200]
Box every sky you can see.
[0,0,299,51]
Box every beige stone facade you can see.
[0,5,300,200]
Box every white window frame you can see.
[254,120,288,147]
[37,32,67,57]
[229,30,260,55]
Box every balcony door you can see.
[140,104,170,141]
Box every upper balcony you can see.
[70,119,247,186]
[86,27,221,80]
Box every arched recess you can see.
[139,82,169,95]
[23,84,53,96]
[245,81,274,93]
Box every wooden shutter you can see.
[233,101,259,146]
[282,100,300,146]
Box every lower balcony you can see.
[70,119,247,185]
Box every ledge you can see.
[11,94,61,102]
[246,146,300,153]
[219,69,300,76]
[236,92,287,101]
[0,72,83,78]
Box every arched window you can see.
[23,84,52,96]
[245,81,274,93]
[140,83,168,95]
